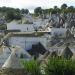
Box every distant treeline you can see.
[0,7,29,21]
[0,3,75,21]
[34,4,75,16]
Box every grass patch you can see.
[21,57,75,75]
[45,57,75,75]
[21,59,42,75]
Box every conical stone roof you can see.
[61,46,73,59]
[2,51,23,69]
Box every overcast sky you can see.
[0,0,75,13]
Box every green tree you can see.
[61,4,67,13]
[1,6,7,12]
[48,8,53,13]
[21,9,29,14]
[54,6,58,9]
[68,6,75,13]
[61,4,67,9]
[6,10,15,21]
[34,7,42,16]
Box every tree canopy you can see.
[34,3,75,15]
[0,7,30,22]
[34,7,42,16]
[0,3,75,21]
[21,9,29,14]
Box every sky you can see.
[0,0,75,13]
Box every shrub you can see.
[21,59,42,75]
[45,57,75,75]
[0,24,7,30]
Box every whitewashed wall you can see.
[8,37,47,50]
[48,28,67,37]
[7,22,35,32]
[7,19,48,32]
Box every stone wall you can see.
[0,68,29,75]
